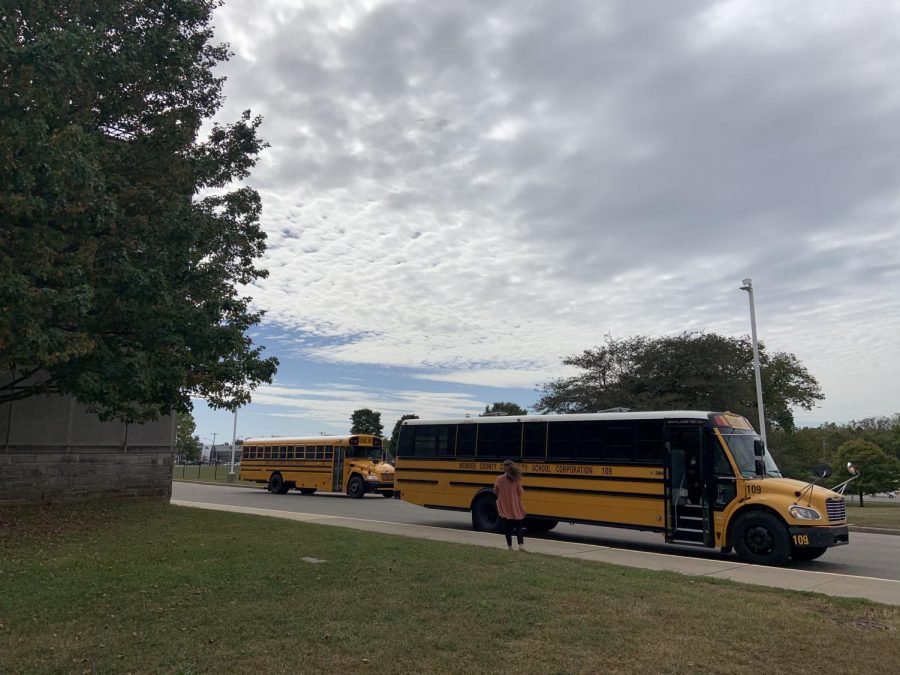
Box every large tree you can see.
[175,411,201,463]
[350,408,384,437]
[536,333,822,433]
[484,402,528,416]
[834,440,900,507]
[0,1,277,421]
[387,413,418,456]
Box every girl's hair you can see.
[502,459,522,481]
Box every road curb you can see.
[849,525,900,536]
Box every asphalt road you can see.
[171,482,900,581]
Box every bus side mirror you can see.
[812,463,832,479]
[753,439,766,476]
[753,439,765,458]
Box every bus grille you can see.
[381,472,395,482]
[826,498,846,522]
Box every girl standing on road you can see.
[494,459,527,552]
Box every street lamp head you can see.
[740,277,753,292]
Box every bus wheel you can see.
[471,494,502,533]
[791,546,827,562]
[732,511,790,565]
[347,475,366,499]
[299,488,317,495]
[524,518,558,534]
[268,473,289,494]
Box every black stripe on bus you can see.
[399,456,664,468]
[395,478,440,486]
[445,481,663,500]
[399,466,664,484]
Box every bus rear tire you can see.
[347,475,366,499]
[471,494,503,533]
[791,546,827,562]
[732,511,791,565]
[268,473,289,495]
[298,488,317,495]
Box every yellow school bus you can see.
[395,411,850,564]
[240,435,394,498]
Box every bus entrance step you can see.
[669,538,707,546]
[671,530,705,543]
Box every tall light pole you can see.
[228,409,238,482]
[739,278,767,447]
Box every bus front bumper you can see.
[365,480,395,493]
[789,525,849,548]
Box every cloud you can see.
[246,381,487,432]
[210,0,900,422]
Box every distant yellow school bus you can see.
[240,435,394,498]
[395,411,850,565]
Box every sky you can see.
[193,0,900,446]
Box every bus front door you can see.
[665,425,712,546]
[332,446,345,492]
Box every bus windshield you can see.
[347,446,383,461]
[719,429,782,478]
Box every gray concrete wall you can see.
[0,391,176,504]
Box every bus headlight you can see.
[366,474,378,481]
[788,505,821,520]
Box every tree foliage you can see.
[350,408,383,437]
[484,402,528,416]
[767,414,900,480]
[175,411,201,463]
[0,1,277,421]
[387,413,418,456]
[834,439,900,506]
[536,333,822,433]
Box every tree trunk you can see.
[859,486,865,507]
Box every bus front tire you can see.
[268,473,289,495]
[732,511,791,565]
[471,494,503,533]
[298,488,317,495]
[791,546,827,562]
[348,475,366,499]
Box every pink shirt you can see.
[494,474,526,520]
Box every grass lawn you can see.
[2,503,899,674]
[172,464,261,488]
[846,500,900,529]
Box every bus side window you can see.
[635,422,665,463]
[523,422,546,459]
[548,422,576,460]
[603,424,635,462]
[316,445,325,460]
[414,425,437,457]
[456,424,476,458]
[436,425,456,457]
[397,427,414,458]
[477,423,501,458]
[324,445,333,460]
[575,421,603,460]
[714,445,733,476]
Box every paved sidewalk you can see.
[171,499,900,606]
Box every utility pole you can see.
[228,409,238,483]
[740,278,767,447]
[209,432,218,464]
